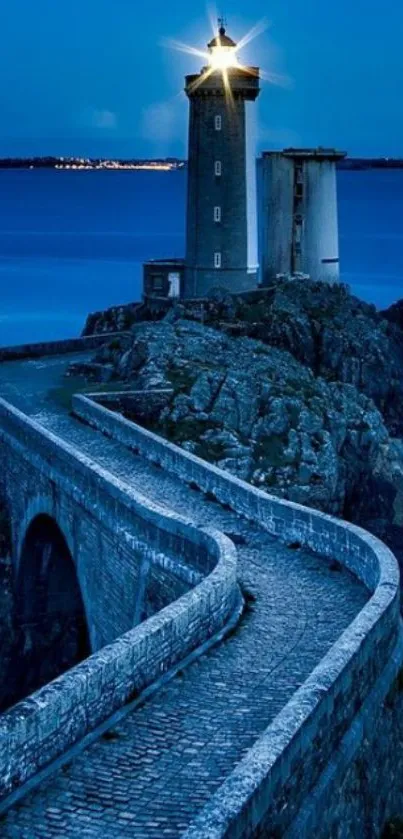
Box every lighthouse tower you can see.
[183,22,260,299]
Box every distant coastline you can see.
[0,156,403,171]
[337,157,403,170]
[0,157,186,171]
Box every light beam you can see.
[163,13,290,94]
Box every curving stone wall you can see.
[0,332,128,362]
[0,399,239,801]
[74,392,403,839]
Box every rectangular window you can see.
[215,160,222,176]
[214,252,222,269]
[214,206,221,223]
[214,115,222,131]
[152,275,164,291]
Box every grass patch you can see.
[254,434,289,468]
[196,440,227,463]
[161,418,208,446]
[47,380,132,412]
[166,367,198,394]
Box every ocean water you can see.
[0,168,402,346]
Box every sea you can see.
[0,168,402,347]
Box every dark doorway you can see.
[3,514,90,709]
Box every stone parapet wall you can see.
[73,392,402,839]
[73,393,398,589]
[0,332,129,362]
[0,399,239,802]
[284,631,403,838]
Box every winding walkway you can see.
[0,354,367,838]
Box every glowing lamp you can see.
[208,25,239,70]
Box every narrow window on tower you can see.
[214,252,222,269]
[215,160,222,176]
[214,206,221,223]
[214,115,222,131]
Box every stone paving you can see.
[0,354,368,838]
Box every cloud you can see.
[78,107,118,131]
[140,97,187,155]
[141,101,177,144]
[91,109,118,130]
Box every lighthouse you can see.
[183,22,260,299]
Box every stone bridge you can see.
[0,336,401,839]
[0,396,237,698]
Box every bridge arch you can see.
[15,493,76,576]
[14,512,90,700]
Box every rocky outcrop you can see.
[82,316,403,563]
[82,300,165,335]
[82,302,145,335]
[79,282,403,563]
[170,281,403,438]
[86,280,403,433]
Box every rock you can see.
[201,429,239,448]
[77,285,403,566]
[257,398,290,436]
[190,371,225,413]
[82,302,147,335]
[170,395,192,422]
[283,430,300,464]
[381,299,403,331]
[146,280,403,440]
[181,441,198,453]
[217,456,252,480]
[298,408,323,434]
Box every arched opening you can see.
[9,514,90,705]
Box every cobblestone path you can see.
[0,355,368,838]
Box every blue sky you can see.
[0,0,402,158]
